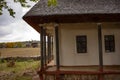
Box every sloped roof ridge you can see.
[25,0,120,17]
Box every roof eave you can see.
[23,13,120,33]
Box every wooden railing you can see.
[60,74,98,80]
[104,74,120,80]
[44,71,120,80]
[38,65,120,80]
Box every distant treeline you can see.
[0,41,40,48]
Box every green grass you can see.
[0,60,40,80]
[0,60,40,72]
[15,76,32,80]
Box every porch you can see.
[37,23,120,80]
[41,62,120,80]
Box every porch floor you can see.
[47,60,120,72]
[43,61,120,80]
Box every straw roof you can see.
[23,0,120,32]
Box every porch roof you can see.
[23,0,120,32]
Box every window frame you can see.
[104,35,115,53]
[76,35,87,53]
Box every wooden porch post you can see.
[51,36,53,60]
[40,26,44,69]
[55,24,60,80]
[43,28,47,67]
[40,26,44,80]
[47,35,51,63]
[55,24,60,70]
[98,23,103,80]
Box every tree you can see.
[6,42,14,48]
[16,42,22,48]
[0,0,57,18]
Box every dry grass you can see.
[0,61,40,80]
[0,48,40,57]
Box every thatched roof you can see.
[23,0,120,32]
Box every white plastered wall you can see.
[102,24,120,65]
[57,23,120,66]
[59,23,99,66]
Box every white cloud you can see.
[0,0,39,42]
[0,20,40,42]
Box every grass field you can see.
[0,48,40,80]
[0,60,40,80]
[0,48,40,57]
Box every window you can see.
[76,35,87,53]
[104,35,115,52]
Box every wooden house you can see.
[23,0,120,80]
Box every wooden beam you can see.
[24,14,120,25]
[45,70,120,75]
[47,35,51,63]
[51,36,54,60]
[55,24,60,70]
[98,24,103,72]
[43,28,47,66]
[98,24,103,80]
[40,26,44,68]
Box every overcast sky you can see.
[0,0,40,43]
